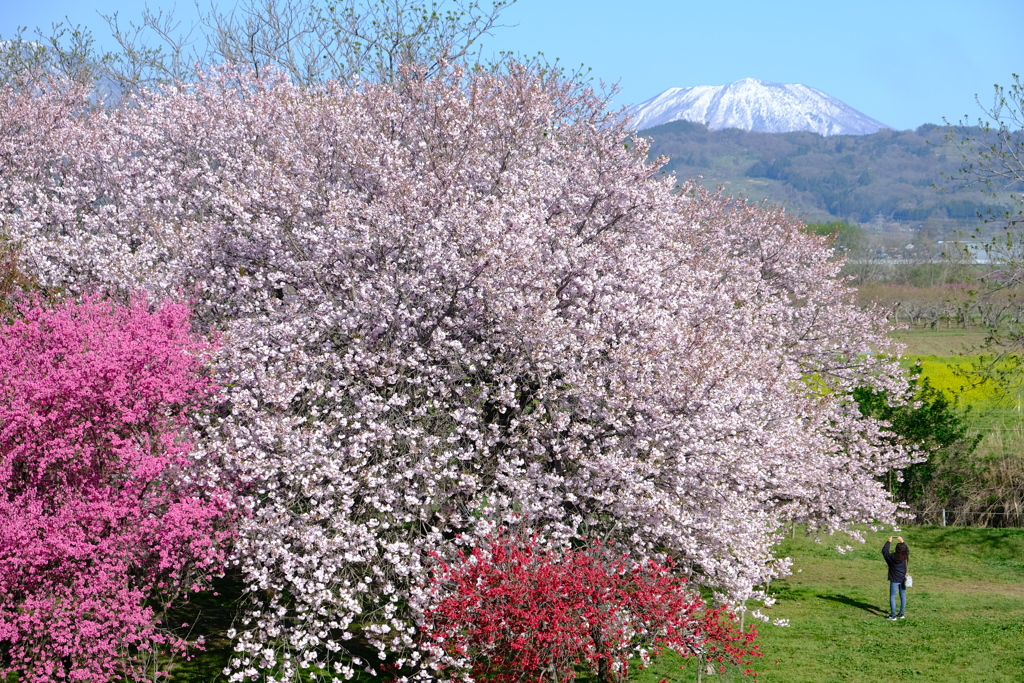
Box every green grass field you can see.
[633,527,1024,683]
[166,528,1024,683]
[167,327,1024,682]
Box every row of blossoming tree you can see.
[0,58,913,681]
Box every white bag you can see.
[905,575,913,588]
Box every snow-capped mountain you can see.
[627,78,888,136]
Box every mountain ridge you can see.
[639,119,1004,232]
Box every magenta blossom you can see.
[0,295,236,682]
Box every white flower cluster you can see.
[1,65,912,680]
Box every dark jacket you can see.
[882,541,909,584]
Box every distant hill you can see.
[639,120,1007,233]
[627,78,889,136]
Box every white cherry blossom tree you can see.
[1,64,911,681]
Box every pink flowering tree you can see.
[1,66,912,680]
[0,295,235,682]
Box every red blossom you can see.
[420,533,760,683]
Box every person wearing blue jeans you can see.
[882,536,910,620]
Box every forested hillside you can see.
[641,120,1012,233]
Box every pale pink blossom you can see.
[1,64,912,680]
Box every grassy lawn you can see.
[633,527,1024,683]
[163,528,1024,683]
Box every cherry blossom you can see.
[1,65,911,680]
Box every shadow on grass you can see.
[818,593,886,616]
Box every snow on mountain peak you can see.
[626,78,889,136]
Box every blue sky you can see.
[2,0,1020,130]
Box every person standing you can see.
[882,535,910,620]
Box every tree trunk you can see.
[593,624,610,683]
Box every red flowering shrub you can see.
[419,535,760,683]
[0,296,236,682]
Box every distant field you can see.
[896,346,1024,460]
[889,328,992,357]
[902,354,1009,406]
[885,327,1023,408]
[632,527,1024,683]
